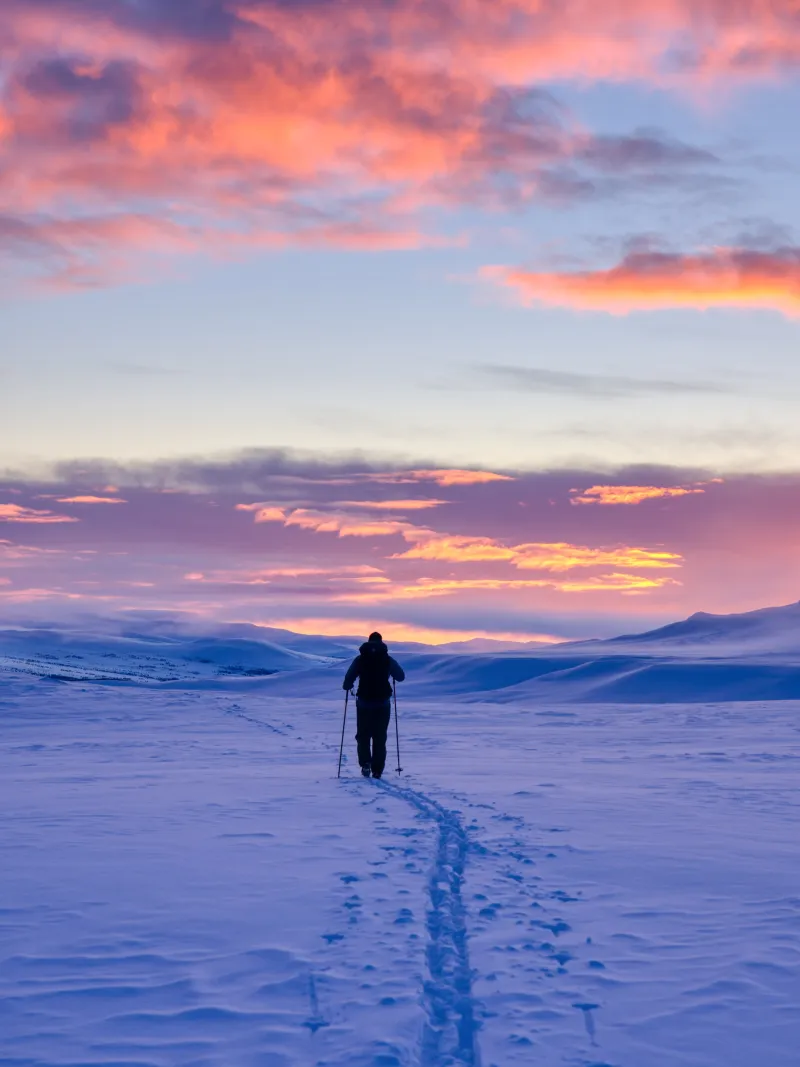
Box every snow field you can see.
[2,677,799,1066]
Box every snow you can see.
[2,610,800,1066]
[598,599,800,656]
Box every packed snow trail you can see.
[230,699,484,1065]
[378,781,481,1067]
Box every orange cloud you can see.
[183,565,385,585]
[570,485,705,505]
[395,535,682,571]
[514,543,682,571]
[334,499,449,510]
[0,504,78,524]
[253,507,288,523]
[334,572,679,601]
[484,248,800,317]
[236,504,288,523]
[393,535,517,562]
[56,495,127,504]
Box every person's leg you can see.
[370,702,391,778]
[355,702,372,769]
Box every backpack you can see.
[357,641,392,701]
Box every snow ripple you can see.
[380,782,481,1067]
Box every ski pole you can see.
[337,689,350,779]
[393,680,403,775]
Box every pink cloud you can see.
[0,503,79,524]
[2,0,767,284]
[237,501,427,539]
[334,499,449,511]
[284,510,419,538]
[252,507,288,523]
[484,248,800,318]
[56,495,128,504]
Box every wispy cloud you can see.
[333,499,449,511]
[245,507,422,539]
[334,572,680,601]
[477,365,731,398]
[0,503,78,524]
[570,484,708,505]
[185,565,385,586]
[372,470,514,487]
[56,495,127,504]
[393,535,682,571]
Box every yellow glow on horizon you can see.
[259,617,569,646]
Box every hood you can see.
[360,640,388,655]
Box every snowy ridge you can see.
[0,625,334,684]
[7,600,800,703]
[595,599,800,655]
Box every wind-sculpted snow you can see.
[3,668,800,1065]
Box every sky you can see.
[3,0,800,641]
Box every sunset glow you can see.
[487,250,800,317]
[571,485,706,505]
[3,0,800,641]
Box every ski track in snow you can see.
[234,703,482,1066]
[379,781,481,1067]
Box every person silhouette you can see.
[342,632,405,778]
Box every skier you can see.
[342,632,405,778]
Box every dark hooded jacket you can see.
[343,639,405,701]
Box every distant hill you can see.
[0,624,335,684]
[4,602,800,702]
[598,600,800,655]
